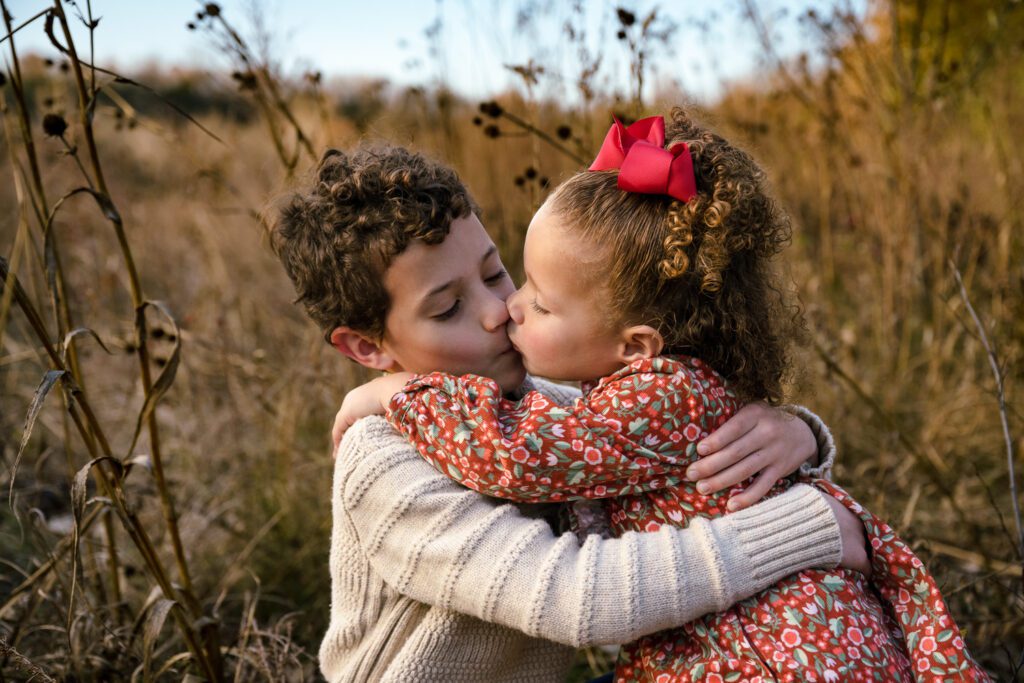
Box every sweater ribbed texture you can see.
[319,379,843,682]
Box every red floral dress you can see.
[386,356,990,682]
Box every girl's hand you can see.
[331,372,416,458]
[824,494,872,577]
[686,402,817,511]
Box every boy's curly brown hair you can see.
[548,107,802,402]
[268,145,478,341]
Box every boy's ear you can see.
[329,326,397,372]
[616,324,664,364]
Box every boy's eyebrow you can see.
[422,246,499,302]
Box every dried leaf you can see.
[143,598,176,680]
[126,301,182,457]
[62,326,114,367]
[69,455,124,632]
[10,370,65,505]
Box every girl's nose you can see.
[506,287,525,325]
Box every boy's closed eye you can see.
[433,300,461,321]
[530,298,549,315]
[432,270,508,322]
[485,268,509,285]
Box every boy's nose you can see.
[482,290,511,332]
[506,288,525,325]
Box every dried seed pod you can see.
[204,3,221,17]
[556,125,572,140]
[479,100,503,118]
[483,124,500,138]
[42,113,68,137]
[524,166,537,180]
[616,8,636,27]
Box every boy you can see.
[269,144,866,683]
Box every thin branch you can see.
[950,258,1022,564]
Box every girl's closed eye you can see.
[433,299,461,321]
[530,298,549,315]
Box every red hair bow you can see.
[588,116,697,203]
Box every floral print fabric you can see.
[386,356,989,682]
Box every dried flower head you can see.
[524,166,537,180]
[483,124,500,138]
[204,3,221,17]
[232,70,258,91]
[556,124,572,140]
[616,8,636,27]
[42,113,68,137]
[472,116,483,126]
[479,100,504,118]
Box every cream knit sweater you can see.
[320,379,841,682]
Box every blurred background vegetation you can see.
[1,0,1022,679]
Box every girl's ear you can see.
[616,324,664,364]
[330,326,398,372]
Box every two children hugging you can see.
[276,109,989,682]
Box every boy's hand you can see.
[686,402,816,511]
[331,372,416,458]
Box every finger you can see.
[725,469,777,511]
[695,404,762,456]
[687,429,763,481]
[693,449,767,494]
[332,409,349,451]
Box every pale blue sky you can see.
[6,1,861,102]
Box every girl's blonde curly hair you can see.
[547,107,802,402]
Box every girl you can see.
[338,111,988,682]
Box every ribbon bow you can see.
[588,116,697,203]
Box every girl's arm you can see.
[385,362,703,503]
[333,416,848,647]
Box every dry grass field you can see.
[1,1,1022,680]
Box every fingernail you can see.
[686,468,699,481]
[727,499,740,511]
[697,481,710,494]
[696,442,708,455]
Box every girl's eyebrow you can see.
[421,245,499,303]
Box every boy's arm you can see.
[336,417,844,647]
[386,370,695,502]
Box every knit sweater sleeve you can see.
[785,404,837,480]
[336,416,843,648]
